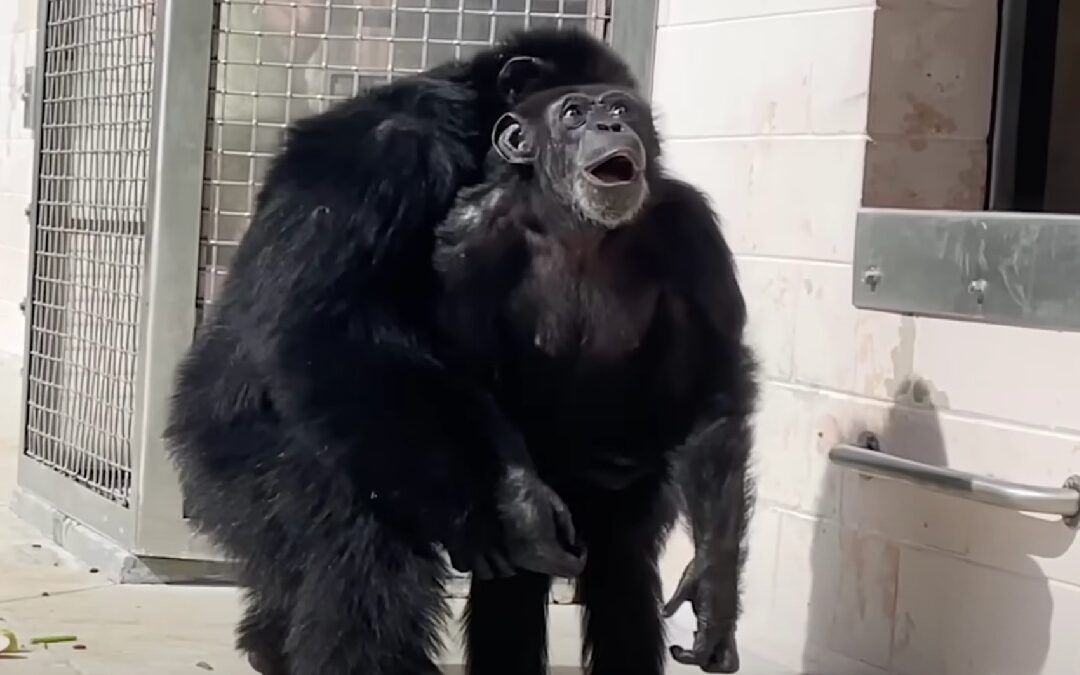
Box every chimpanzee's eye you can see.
[562,103,586,128]
[610,102,627,117]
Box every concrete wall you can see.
[653,1,1080,674]
[0,0,36,447]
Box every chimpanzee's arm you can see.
[664,344,756,674]
[221,77,580,578]
[654,178,758,674]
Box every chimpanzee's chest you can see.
[494,232,699,490]
[437,225,701,490]
[504,230,660,363]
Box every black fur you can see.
[433,88,757,675]
[166,30,635,675]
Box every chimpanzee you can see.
[433,84,757,675]
[165,26,754,675]
[166,29,639,675]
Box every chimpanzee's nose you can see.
[595,121,623,133]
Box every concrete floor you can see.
[0,443,797,674]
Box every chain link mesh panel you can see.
[197,0,611,316]
[24,0,157,506]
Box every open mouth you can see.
[587,153,639,185]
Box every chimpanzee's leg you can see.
[284,516,448,675]
[577,484,676,675]
[465,572,552,675]
[237,587,291,675]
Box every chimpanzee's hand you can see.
[493,466,586,579]
[444,503,506,578]
[445,467,585,580]
[662,557,741,673]
[446,536,517,581]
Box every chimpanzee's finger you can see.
[669,644,699,666]
[550,498,580,553]
[662,564,696,617]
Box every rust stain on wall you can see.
[902,94,958,137]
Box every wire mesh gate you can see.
[26,0,155,507]
[17,0,657,566]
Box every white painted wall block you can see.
[653,2,1080,672]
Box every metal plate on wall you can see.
[853,208,1080,332]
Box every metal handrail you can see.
[830,442,1080,528]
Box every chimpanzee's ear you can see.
[497,56,554,103]
[492,112,536,165]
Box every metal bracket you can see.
[1065,476,1080,529]
[853,208,1080,332]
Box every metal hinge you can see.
[22,67,34,130]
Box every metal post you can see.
[132,0,218,558]
[609,0,660,97]
[988,0,1027,210]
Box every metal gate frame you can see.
[16,0,218,564]
[17,0,659,566]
